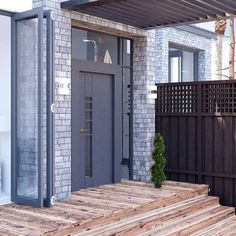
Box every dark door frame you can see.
[71,59,122,190]
[11,7,54,208]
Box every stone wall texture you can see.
[132,31,156,181]
[32,0,213,199]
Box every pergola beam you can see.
[61,0,236,29]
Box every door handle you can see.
[80,128,90,134]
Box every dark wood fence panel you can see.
[156,80,236,207]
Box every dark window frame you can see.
[169,43,199,82]
[71,27,119,65]
[120,38,133,180]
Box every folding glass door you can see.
[0,14,11,205]
[12,8,54,208]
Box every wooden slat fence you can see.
[156,80,236,207]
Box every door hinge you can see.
[51,196,56,206]
[51,103,55,113]
[50,11,55,20]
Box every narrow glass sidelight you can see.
[84,97,93,177]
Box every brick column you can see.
[132,30,157,181]
[33,0,72,200]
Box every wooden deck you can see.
[0,180,235,236]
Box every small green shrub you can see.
[150,133,166,188]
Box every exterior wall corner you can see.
[132,30,156,181]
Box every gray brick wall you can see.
[133,30,156,181]
[156,27,213,83]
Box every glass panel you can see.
[122,69,131,179]
[170,57,180,82]
[0,15,11,205]
[122,69,131,160]
[84,97,92,177]
[42,17,47,199]
[123,39,131,67]
[72,28,118,64]
[182,51,195,82]
[16,18,39,199]
[169,47,179,52]
[169,47,197,82]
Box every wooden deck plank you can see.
[95,186,157,200]
[56,184,211,235]
[139,206,234,236]
[77,188,152,204]
[192,216,236,236]
[69,194,138,208]
[60,197,119,212]
[207,217,236,236]
[0,180,227,236]
[1,205,77,224]
[0,208,65,231]
[75,196,219,236]
[83,186,155,200]
[0,219,44,236]
[97,184,187,199]
[0,228,20,236]
[115,183,189,196]
[8,204,82,221]
[120,180,197,192]
[121,180,208,191]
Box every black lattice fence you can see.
[156,80,236,207]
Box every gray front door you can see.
[72,60,122,191]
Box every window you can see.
[169,46,198,82]
[72,28,118,64]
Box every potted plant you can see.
[150,133,166,188]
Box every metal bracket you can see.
[51,196,56,206]
[51,103,55,113]
[50,11,55,20]
[147,85,157,99]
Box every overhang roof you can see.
[61,0,236,29]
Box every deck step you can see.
[139,205,235,236]
[66,183,210,234]
[0,180,229,236]
[70,182,235,236]
[193,215,236,236]
[73,195,226,236]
